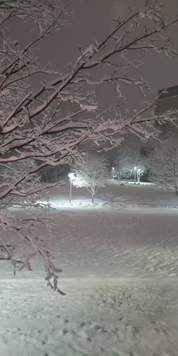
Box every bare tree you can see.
[0,0,178,290]
[71,154,109,203]
[147,136,178,194]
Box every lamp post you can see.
[68,173,74,203]
[69,179,72,203]
[137,169,141,183]
[112,166,115,179]
[134,166,137,182]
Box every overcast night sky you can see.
[43,0,178,109]
[13,0,178,113]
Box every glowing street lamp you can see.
[112,167,115,179]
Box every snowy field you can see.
[1,182,178,355]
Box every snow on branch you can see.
[70,153,110,203]
[0,0,178,289]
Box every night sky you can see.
[44,0,178,109]
[12,0,178,113]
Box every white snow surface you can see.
[1,182,178,355]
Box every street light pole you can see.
[69,179,72,203]
[134,167,137,182]
[68,172,75,204]
[112,167,115,179]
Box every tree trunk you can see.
[92,195,94,203]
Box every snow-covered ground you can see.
[41,181,178,209]
[1,182,178,355]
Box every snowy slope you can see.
[44,181,178,209]
[1,183,178,355]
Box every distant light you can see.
[134,166,137,170]
[68,172,75,180]
[112,167,115,170]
